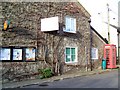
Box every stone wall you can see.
[1,2,91,82]
[92,28,106,69]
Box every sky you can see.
[78,0,119,47]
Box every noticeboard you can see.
[0,47,11,61]
[25,47,36,62]
[12,48,23,61]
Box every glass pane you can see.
[71,18,74,31]
[65,17,76,33]
[73,18,76,32]
[71,48,75,54]
[65,17,71,31]
[91,48,98,59]
[92,48,96,58]
[71,55,75,61]
[66,55,70,62]
[66,48,70,54]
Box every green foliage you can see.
[38,68,52,79]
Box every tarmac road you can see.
[22,70,118,88]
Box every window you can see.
[91,48,98,59]
[65,47,77,63]
[64,16,76,33]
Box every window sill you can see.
[65,62,78,66]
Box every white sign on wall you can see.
[41,16,59,32]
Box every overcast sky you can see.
[78,0,119,46]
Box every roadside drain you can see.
[22,84,38,87]
[39,82,49,86]
[53,79,60,81]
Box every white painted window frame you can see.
[65,46,78,63]
[64,16,76,33]
[91,48,98,59]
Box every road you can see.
[22,70,118,88]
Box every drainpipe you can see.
[88,19,92,71]
[85,46,88,71]
[118,1,120,65]
[118,32,120,64]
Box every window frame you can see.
[91,48,98,60]
[64,16,76,33]
[65,46,78,63]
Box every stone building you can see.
[91,26,108,69]
[0,1,107,82]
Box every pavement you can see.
[2,66,119,89]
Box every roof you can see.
[90,25,108,44]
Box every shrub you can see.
[38,68,52,79]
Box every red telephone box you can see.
[104,44,117,69]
